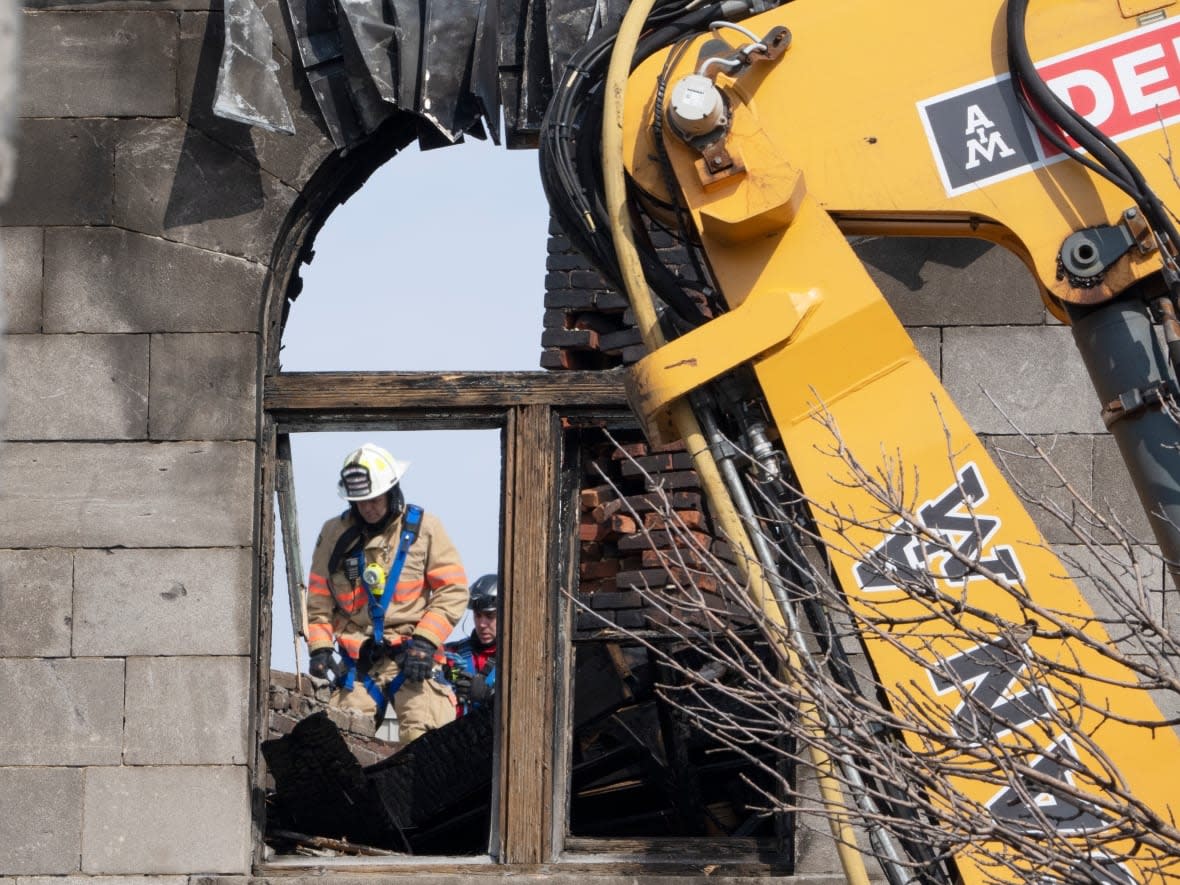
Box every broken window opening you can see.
[266,427,504,859]
[261,141,550,864]
[260,377,788,872]
[561,425,795,866]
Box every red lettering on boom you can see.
[1037,18,1180,157]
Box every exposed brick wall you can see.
[542,218,635,369]
[542,218,702,369]
[574,430,751,638]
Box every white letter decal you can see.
[963,104,1016,170]
[964,104,994,134]
[1113,44,1179,114]
[1047,69,1116,126]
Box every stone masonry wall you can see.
[0,1,338,877]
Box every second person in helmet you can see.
[306,442,470,743]
[444,574,499,717]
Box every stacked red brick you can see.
[577,433,741,637]
[541,219,690,369]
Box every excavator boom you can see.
[542,0,1180,882]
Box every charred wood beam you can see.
[275,433,309,684]
[268,828,401,856]
[265,370,629,428]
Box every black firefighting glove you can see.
[357,637,389,671]
[401,637,437,683]
[454,658,495,704]
[467,672,493,704]
[308,648,334,680]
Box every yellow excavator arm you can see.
[625,0,1180,312]
[543,0,1180,882]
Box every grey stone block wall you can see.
[73,548,254,657]
[0,443,255,548]
[0,549,73,656]
[1,227,42,332]
[20,12,179,118]
[0,2,320,878]
[0,659,126,765]
[0,768,85,874]
[942,325,1105,435]
[82,766,251,874]
[1,334,150,439]
[124,656,251,764]
[3,118,117,227]
[149,334,257,440]
[43,228,265,332]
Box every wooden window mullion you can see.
[498,403,560,864]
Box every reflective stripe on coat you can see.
[306,507,469,654]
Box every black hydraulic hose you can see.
[541,0,730,248]
[1007,0,1180,264]
[1006,0,1141,198]
[539,0,734,329]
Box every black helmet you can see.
[468,574,498,612]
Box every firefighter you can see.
[306,443,469,743]
[444,573,498,717]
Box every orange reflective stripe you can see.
[308,573,331,596]
[307,623,333,644]
[425,564,467,589]
[338,635,364,658]
[337,586,366,613]
[395,578,424,603]
[416,611,452,646]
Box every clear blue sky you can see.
[270,138,552,671]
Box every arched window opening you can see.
[265,141,547,861]
[260,134,789,874]
[279,140,549,374]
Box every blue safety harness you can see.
[337,505,424,711]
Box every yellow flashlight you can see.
[363,562,387,596]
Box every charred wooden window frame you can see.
[261,369,792,873]
[555,425,796,871]
[261,368,630,868]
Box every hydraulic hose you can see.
[600,5,874,883]
[1007,0,1180,271]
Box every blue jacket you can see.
[444,634,497,716]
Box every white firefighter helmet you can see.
[337,443,409,501]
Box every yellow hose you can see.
[600,7,871,883]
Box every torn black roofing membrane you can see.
[215,0,628,152]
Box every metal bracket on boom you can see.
[1057,207,1153,287]
[665,25,792,187]
[625,287,822,444]
[1100,380,1178,427]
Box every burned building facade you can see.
[0,0,1159,882]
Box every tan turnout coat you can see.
[306,507,469,658]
